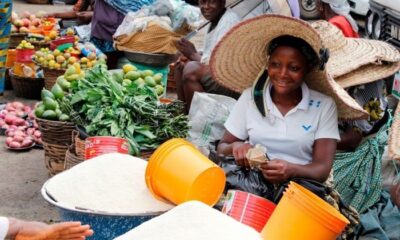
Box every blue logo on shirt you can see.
[302,125,312,131]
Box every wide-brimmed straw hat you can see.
[311,20,400,85]
[389,104,400,161]
[210,14,368,120]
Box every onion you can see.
[0,119,5,127]
[4,115,16,125]
[9,141,21,148]
[21,138,33,147]
[0,109,8,115]
[6,137,13,146]
[27,128,35,135]
[12,101,24,109]
[13,130,25,137]
[13,135,25,143]
[23,106,32,113]
[0,113,5,119]
[34,130,41,138]
[6,130,14,137]
[5,105,16,112]
[14,118,26,126]
[16,111,25,118]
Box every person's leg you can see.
[0,0,12,96]
[181,61,205,113]
[174,60,186,103]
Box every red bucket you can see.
[50,36,75,50]
[16,49,35,63]
[222,190,276,232]
[84,136,129,159]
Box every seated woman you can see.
[210,15,366,197]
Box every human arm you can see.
[6,218,93,240]
[46,12,78,20]
[76,11,93,24]
[337,127,363,151]
[260,138,337,183]
[175,38,201,62]
[217,131,252,169]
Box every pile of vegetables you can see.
[35,87,70,121]
[0,101,42,149]
[60,63,189,155]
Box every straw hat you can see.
[389,103,400,161]
[209,14,368,120]
[311,20,400,80]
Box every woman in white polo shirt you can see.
[209,15,368,188]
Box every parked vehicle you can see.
[298,0,369,19]
[365,0,400,49]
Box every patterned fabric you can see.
[103,0,155,15]
[90,36,115,53]
[0,0,12,93]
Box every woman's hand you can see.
[175,38,198,61]
[232,142,252,169]
[260,159,294,183]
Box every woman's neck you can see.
[271,87,303,108]
[209,8,226,32]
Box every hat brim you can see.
[210,14,368,120]
[311,21,400,78]
[336,62,400,88]
[389,104,400,161]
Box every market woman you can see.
[0,0,12,95]
[211,15,366,197]
[90,0,154,69]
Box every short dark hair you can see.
[268,35,319,68]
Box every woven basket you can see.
[64,146,84,170]
[42,67,65,90]
[72,130,86,159]
[10,70,44,99]
[36,117,75,146]
[43,141,69,176]
[30,41,50,51]
[9,33,27,49]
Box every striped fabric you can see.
[0,0,12,94]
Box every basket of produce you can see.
[9,70,44,100]
[43,142,69,176]
[10,12,48,48]
[60,63,189,156]
[1,102,42,149]
[64,145,84,170]
[35,87,75,146]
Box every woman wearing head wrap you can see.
[317,0,359,38]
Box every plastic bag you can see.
[187,92,237,152]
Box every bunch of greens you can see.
[60,64,189,156]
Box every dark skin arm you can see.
[217,131,337,183]
[337,127,363,151]
[175,38,202,62]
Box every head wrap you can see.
[322,0,359,32]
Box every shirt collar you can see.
[265,82,311,117]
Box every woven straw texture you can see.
[389,104,400,161]
[209,14,368,120]
[72,130,85,159]
[311,20,400,78]
[10,70,44,99]
[115,23,184,55]
[36,117,75,146]
[336,62,400,88]
[43,67,65,90]
[43,141,68,176]
[64,147,84,170]
[9,33,27,49]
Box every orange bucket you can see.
[13,62,36,77]
[145,138,226,206]
[222,190,276,232]
[261,182,349,240]
[85,136,129,159]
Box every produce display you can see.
[35,87,71,122]
[11,11,55,34]
[0,102,42,150]
[60,63,189,155]
[122,64,164,96]
[33,47,104,70]
[16,40,34,50]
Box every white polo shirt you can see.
[224,83,340,165]
[0,217,9,240]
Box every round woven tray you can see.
[42,67,65,90]
[36,117,75,146]
[10,70,44,99]
[9,33,27,49]
[64,146,84,170]
[43,141,69,176]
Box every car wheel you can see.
[299,0,320,19]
